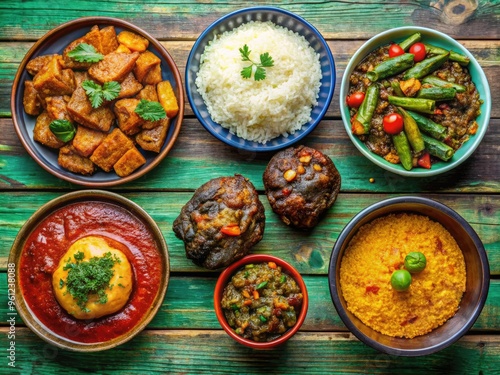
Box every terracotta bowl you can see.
[214,254,308,349]
[340,26,491,176]
[328,196,490,356]
[11,17,184,186]
[9,190,170,351]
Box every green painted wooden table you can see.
[0,1,499,374]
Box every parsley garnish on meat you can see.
[134,99,167,121]
[49,119,76,142]
[81,80,121,108]
[239,44,274,81]
[62,251,120,312]
[67,43,104,63]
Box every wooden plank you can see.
[1,40,499,117]
[1,116,499,192]
[1,192,498,275]
[0,0,498,40]
[1,273,499,331]
[2,328,499,374]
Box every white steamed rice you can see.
[195,21,322,144]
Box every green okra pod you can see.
[367,53,414,82]
[416,87,457,101]
[421,75,466,93]
[353,84,379,134]
[406,110,447,141]
[421,133,455,161]
[388,95,436,114]
[422,43,470,66]
[392,131,413,171]
[403,52,449,80]
[397,107,425,153]
[399,33,421,51]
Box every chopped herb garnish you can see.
[244,271,250,279]
[134,99,166,121]
[230,304,240,311]
[49,119,76,142]
[81,80,121,108]
[239,44,274,81]
[62,251,120,312]
[280,275,286,283]
[59,279,64,289]
[259,315,267,323]
[67,43,104,63]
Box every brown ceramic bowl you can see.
[11,17,184,187]
[8,190,170,351]
[328,196,490,356]
[214,254,308,349]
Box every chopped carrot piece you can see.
[242,290,250,298]
[243,299,252,306]
[253,290,259,299]
[268,262,277,269]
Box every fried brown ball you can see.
[172,174,265,269]
[263,145,341,229]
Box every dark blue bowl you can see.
[186,6,335,151]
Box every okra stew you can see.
[220,262,304,342]
[347,32,482,171]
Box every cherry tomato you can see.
[388,44,404,58]
[383,113,404,134]
[409,42,426,62]
[346,92,365,108]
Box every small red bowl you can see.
[214,254,308,349]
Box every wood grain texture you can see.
[2,328,499,374]
[1,192,498,274]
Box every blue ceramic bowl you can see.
[186,6,335,151]
[11,17,184,187]
[340,27,491,177]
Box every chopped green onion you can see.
[280,275,286,283]
[259,315,267,323]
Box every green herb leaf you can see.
[102,81,121,101]
[59,279,64,289]
[239,44,251,61]
[259,315,267,323]
[134,99,166,121]
[239,44,274,81]
[67,43,104,63]
[81,80,121,108]
[49,119,76,142]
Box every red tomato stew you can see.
[19,201,163,343]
